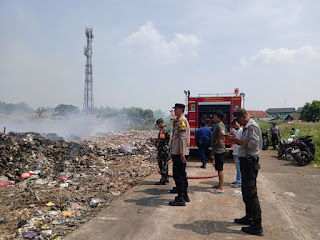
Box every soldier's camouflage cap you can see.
[155,118,164,125]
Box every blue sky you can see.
[1,0,319,112]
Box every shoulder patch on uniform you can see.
[159,129,165,139]
[178,118,187,131]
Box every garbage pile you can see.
[0,130,157,239]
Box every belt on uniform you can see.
[239,155,259,164]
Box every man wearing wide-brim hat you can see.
[169,103,190,206]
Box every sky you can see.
[1,0,320,113]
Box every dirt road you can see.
[65,150,320,240]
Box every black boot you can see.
[184,193,190,202]
[169,193,186,206]
[162,180,169,185]
[234,215,253,225]
[155,180,163,185]
[169,187,178,194]
[201,163,206,169]
[242,223,264,236]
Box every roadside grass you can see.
[257,121,320,168]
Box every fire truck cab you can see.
[185,89,244,150]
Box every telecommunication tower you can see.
[83,27,94,114]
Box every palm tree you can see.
[35,107,46,118]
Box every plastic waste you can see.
[233,190,242,196]
[22,231,38,239]
[61,211,76,216]
[20,172,33,181]
[46,202,55,207]
[89,199,99,207]
[60,183,68,188]
[0,181,14,187]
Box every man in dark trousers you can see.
[269,121,281,150]
[169,103,190,206]
[227,108,264,236]
[195,121,212,169]
[154,118,171,185]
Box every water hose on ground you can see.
[168,173,218,179]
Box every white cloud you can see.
[240,46,320,66]
[122,21,200,63]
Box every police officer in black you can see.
[227,108,263,236]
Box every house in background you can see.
[247,110,272,121]
[265,108,296,118]
[296,107,304,113]
[285,114,301,122]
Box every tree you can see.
[35,106,46,118]
[141,109,154,125]
[153,109,166,120]
[300,101,320,122]
[55,104,80,116]
[0,102,33,115]
[121,107,154,126]
[96,106,119,119]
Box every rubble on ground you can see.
[0,130,157,240]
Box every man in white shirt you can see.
[231,119,243,188]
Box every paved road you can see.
[65,150,320,240]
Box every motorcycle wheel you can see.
[284,151,292,160]
[276,146,282,158]
[294,152,306,166]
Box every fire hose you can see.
[158,167,218,179]
[169,173,218,179]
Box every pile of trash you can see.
[0,130,157,239]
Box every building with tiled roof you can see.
[247,110,272,120]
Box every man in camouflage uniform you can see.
[155,118,171,185]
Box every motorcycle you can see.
[262,132,269,150]
[291,135,315,166]
[277,135,296,160]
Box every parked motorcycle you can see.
[262,132,269,150]
[277,136,295,160]
[291,135,315,166]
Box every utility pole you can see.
[83,27,94,115]
[285,98,287,117]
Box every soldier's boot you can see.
[169,187,178,194]
[234,215,253,225]
[155,180,163,185]
[184,192,190,202]
[162,179,169,185]
[174,193,190,203]
[169,193,186,206]
[242,219,263,236]
[201,162,206,168]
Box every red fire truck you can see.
[185,89,244,150]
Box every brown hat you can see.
[233,108,247,120]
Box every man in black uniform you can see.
[227,108,264,236]
[169,103,190,206]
